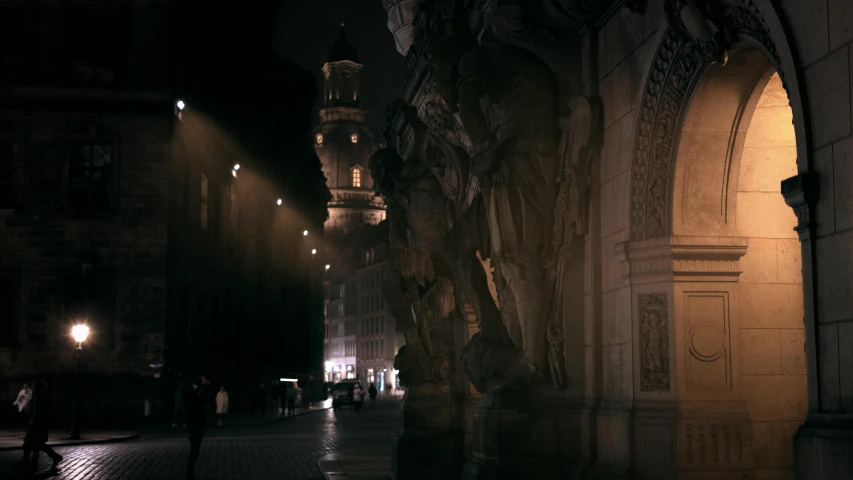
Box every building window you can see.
[69,144,113,212]
[352,167,361,188]
[315,133,324,145]
[200,174,208,230]
[350,133,359,144]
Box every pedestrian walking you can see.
[286,382,298,415]
[368,383,377,408]
[277,381,288,415]
[12,382,33,427]
[215,386,229,427]
[183,375,211,480]
[172,375,185,427]
[353,382,365,412]
[17,380,62,473]
[270,381,281,416]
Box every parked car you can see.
[331,380,360,409]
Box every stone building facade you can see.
[0,0,323,423]
[375,0,853,479]
[315,27,399,387]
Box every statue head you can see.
[368,147,404,198]
[418,88,473,153]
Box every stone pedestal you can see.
[794,415,853,480]
[462,384,587,480]
[393,383,464,480]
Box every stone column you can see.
[462,240,590,480]
[394,382,465,480]
[785,173,853,478]
[616,236,753,479]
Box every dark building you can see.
[0,0,327,423]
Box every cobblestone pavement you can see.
[0,399,400,480]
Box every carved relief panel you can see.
[683,292,732,393]
[639,293,671,392]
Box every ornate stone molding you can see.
[383,0,418,55]
[631,0,787,241]
[782,172,819,242]
[617,235,749,282]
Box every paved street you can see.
[0,400,399,480]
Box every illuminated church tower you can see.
[313,24,385,245]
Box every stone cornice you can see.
[617,235,749,282]
[318,107,367,125]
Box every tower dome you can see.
[327,24,360,63]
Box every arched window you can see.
[352,167,361,188]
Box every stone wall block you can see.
[780,0,829,67]
[815,230,853,324]
[813,144,836,237]
[619,7,644,62]
[804,46,850,148]
[741,329,782,375]
[817,322,840,411]
[831,135,853,231]
[839,321,853,411]
[606,15,621,74]
[829,0,853,51]
[780,329,807,375]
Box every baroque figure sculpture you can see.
[418,5,599,390]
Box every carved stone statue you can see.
[456,36,561,382]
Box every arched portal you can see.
[617,3,815,476]
[669,47,807,477]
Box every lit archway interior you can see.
[671,48,807,476]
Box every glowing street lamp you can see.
[325,264,330,271]
[176,100,186,111]
[303,230,309,237]
[69,324,90,440]
[277,199,282,206]
[311,249,317,255]
[233,164,240,171]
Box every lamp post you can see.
[69,324,89,440]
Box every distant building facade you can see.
[315,27,399,390]
[0,0,323,423]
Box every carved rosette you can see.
[632,0,788,241]
[639,293,670,392]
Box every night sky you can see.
[273,0,408,137]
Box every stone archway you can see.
[617,2,813,478]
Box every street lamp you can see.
[69,324,89,440]
[277,199,282,206]
[311,249,317,255]
[303,230,309,237]
[325,264,330,271]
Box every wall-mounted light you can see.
[233,164,240,171]
[311,249,317,255]
[277,199,282,205]
[176,100,186,111]
[303,230,309,237]
[325,264,331,271]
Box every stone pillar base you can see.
[393,431,464,480]
[794,415,853,480]
[462,384,587,480]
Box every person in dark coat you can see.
[17,379,62,472]
[368,383,378,408]
[183,375,211,480]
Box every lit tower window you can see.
[315,133,324,145]
[352,167,361,188]
[350,133,359,144]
